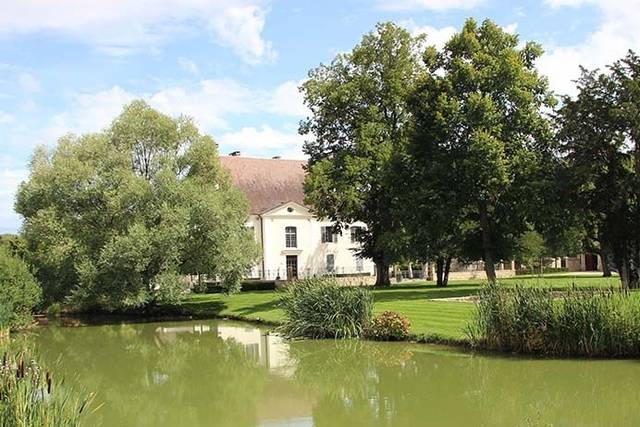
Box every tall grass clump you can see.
[0,350,96,426]
[278,277,373,339]
[467,284,640,357]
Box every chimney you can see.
[229,151,241,156]
[272,155,281,160]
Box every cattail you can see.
[46,371,52,394]
[17,358,25,379]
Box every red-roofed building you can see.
[220,155,374,280]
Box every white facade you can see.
[245,201,375,280]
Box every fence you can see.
[245,266,372,281]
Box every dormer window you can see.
[285,226,297,248]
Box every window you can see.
[321,226,337,243]
[326,254,335,273]
[355,257,363,272]
[285,226,297,248]
[350,226,362,243]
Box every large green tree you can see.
[408,18,555,283]
[558,52,640,288]
[300,23,423,286]
[16,101,258,310]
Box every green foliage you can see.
[300,22,424,286]
[408,18,556,283]
[0,350,95,426]
[278,277,373,339]
[468,284,640,356]
[365,311,411,341]
[557,52,640,288]
[0,247,41,330]
[0,234,28,260]
[16,100,258,311]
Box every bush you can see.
[0,247,41,331]
[467,284,640,357]
[365,311,411,341]
[0,350,95,426]
[278,277,373,339]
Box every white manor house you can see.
[220,154,375,281]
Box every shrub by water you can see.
[467,284,640,357]
[278,277,373,339]
[365,311,411,341]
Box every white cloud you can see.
[148,79,255,130]
[544,0,590,6]
[178,58,199,74]
[401,20,457,49]
[0,0,276,64]
[0,168,27,198]
[17,72,40,93]
[538,0,640,96]
[378,0,485,10]
[217,125,305,158]
[265,80,308,117]
[503,23,518,34]
[0,167,28,234]
[0,111,14,124]
[31,78,306,147]
[211,5,277,64]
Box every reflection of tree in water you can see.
[288,340,640,427]
[32,321,267,427]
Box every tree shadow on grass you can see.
[233,299,282,317]
[178,299,227,317]
[373,284,480,303]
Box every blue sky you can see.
[0,0,637,233]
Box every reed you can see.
[0,350,96,426]
[467,284,640,357]
[278,277,373,339]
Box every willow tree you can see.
[409,18,555,283]
[300,23,423,286]
[558,52,640,289]
[16,101,258,309]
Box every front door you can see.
[585,253,598,271]
[286,255,298,280]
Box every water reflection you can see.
[25,319,640,427]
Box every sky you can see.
[1,0,639,233]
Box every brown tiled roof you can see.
[220,156,308,214]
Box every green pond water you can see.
[16,318,640,426]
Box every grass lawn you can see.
[178,273,620,341]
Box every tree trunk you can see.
[613,243,640,289]
[443,256,452,286]
[375,259,390,287]
[598,240,613,277]
[479,201,497,283]
[436,256,452,287]
[602,254,612,277]
[436,258,444,287]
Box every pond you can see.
[17,318,640,426]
